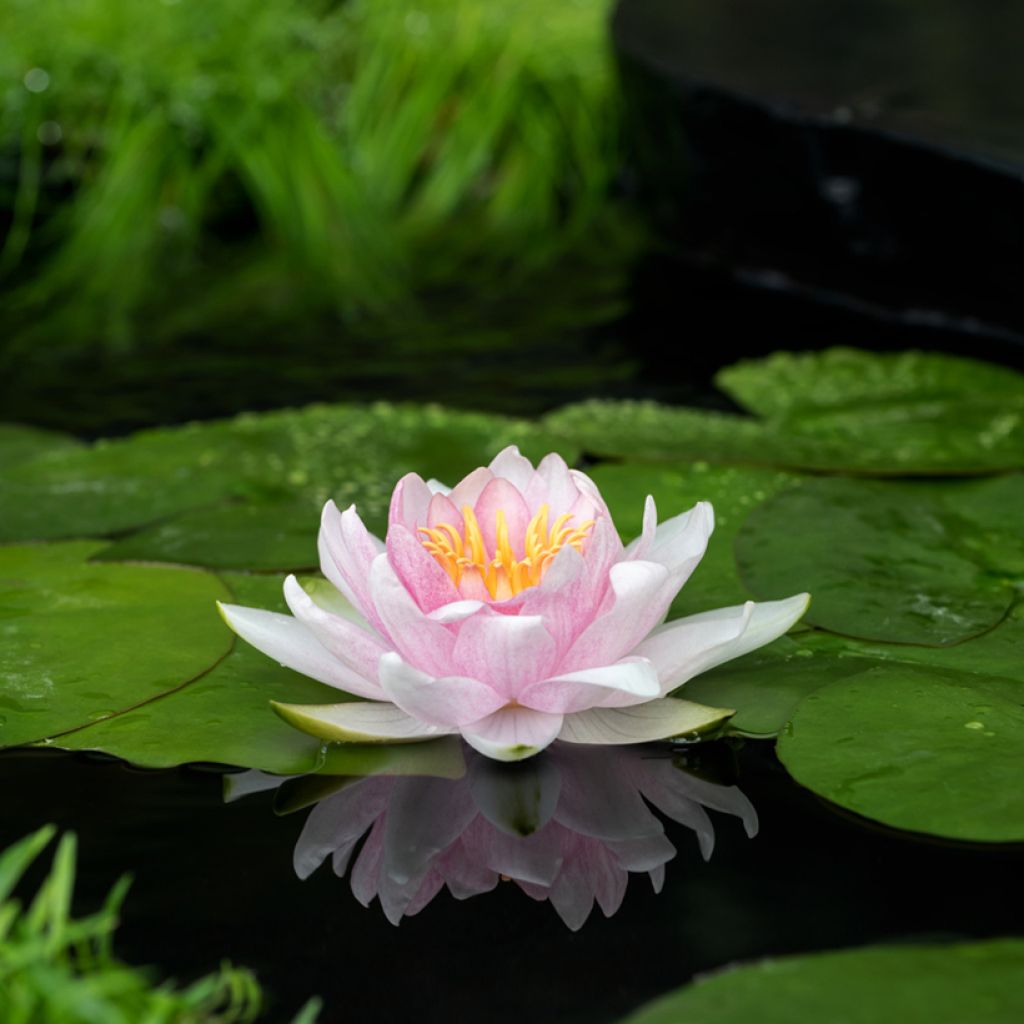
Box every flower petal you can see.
[386,523,459,612]
[557,698,733,745]
[368,553,455,676]
[426,478,451,496]
[428,599,486,623]
[559,560,672,671]
[488,445,536,491]
[636,593,811,691]
[623,495,658,560]
[517,659,661,714]
[271,700,455,743]
[218,602,379,697]
[473,478,531,558]
[378,652,507,727]
[448,466,494,509]
[389,472,433,532]
[282,575,387,696]
[451,613,557,698]
[461,707,564,762]
[318,501,388,634]
[642,500,715,585]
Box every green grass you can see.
[0,0,628,363]
[0,826,320,1024]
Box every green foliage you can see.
[0,0,627,363]
[0,826,320,1023]
[620,940,1024,1024]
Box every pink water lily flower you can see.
[219,447,809,761]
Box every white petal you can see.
[426,478,451,495]
[639,593,811,691]
[646,500,714,582]
[517,659,661,714]
[378,653,507,727]
[218,602,378,697]
[282,575,387,696]
[428,599,485,623]
[271,700,455,743]
[557,698,733,745]
[624,494,658,560]
[460,707,564,762]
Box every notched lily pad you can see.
[0,541,232,749]
[52,573,351,775]
[735,477,1015,645]
[778,666,1024,842]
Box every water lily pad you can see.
[546,349,1024,475]
[95,499,320,572]
[0,542,232,748]
[778,666,1024,842]
[0,404,568,545]
[52,573,349,774]
[0,424,82,470]
[589,462,801,616]
[735,477,1014,645]
[681,637,864,738]
[716,348,1024,419]
[622,939,1024,1024]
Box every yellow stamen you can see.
[417,501,595,600]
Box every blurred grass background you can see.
[0,0,642,431]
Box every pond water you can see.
[3,738,1020,1021]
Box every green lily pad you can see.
[735,477,1014,645]
[546,349,1024,475]
[589,462,801,617]
[778,666,1024,842]
[51,573,350,775]
[681,637,865,738]
[0,403,570,546]
[621,939,1024,1024]
[716,348,1024,419]
[0,424,82,470]
[94,499,320,572]
[933,473,1024,578]
[0,542,232,749]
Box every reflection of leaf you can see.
[622,939,1024,1023]
[0,542,233,749]
[589,462,800,616]
[735,477,1014,645]
[51,573,345,775]
[0,404,572,547]
[778,666,1024,842]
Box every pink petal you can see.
[517,659,661,714]
[635,593,810,691]
[459,817,566,886]
[378,652,507,727]
[386,523,459,612]
[525,452,579,516]
[389,473,433,532]
[318,501,388,636]
[473,478,531,558]
[368,553,456,677]
[427,492,460,527]
[460,706,564,762]
[282,575,388,692]
[448,466,494,509]
[559,560,672,672]
[487,445,536,491]
[451,613,557,698]
[217,601,381,698]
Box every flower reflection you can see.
[246,743,756,931]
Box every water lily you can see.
[219,447,808,761]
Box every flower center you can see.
[418,503,594,600]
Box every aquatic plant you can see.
[0,825,321,1023]
[220,446,808,760]
[0,0,627,362]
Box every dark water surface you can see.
[3,742,1020,1022]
